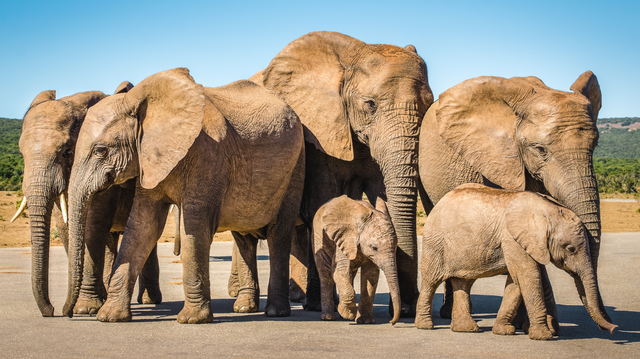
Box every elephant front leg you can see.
[493,274,520,335]
[227,241,240,298]
[314,248,336,321]
[450,278,479,332]
[137,244,163,304]
[356,262,379,324]
[232,232,260,313]
[334,254,357,321]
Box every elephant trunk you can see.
[371,109,421,312]
[380,260,401,325]
[62,171,92,318]
[571,267,617,334]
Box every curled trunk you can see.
[572,269,617,334]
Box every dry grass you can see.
[0,190,636,248]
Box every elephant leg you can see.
[439,279,454,319]
[103,232,119,292]
[137,244,162,304]
[303,249,322,312]
[356,261,379,324]
[75,189,119,315]
[334,254,357,321]
[493,274,520,335]
[289,225,308,303]
[232,232,259,313]
[97,194,169,323]
[450,278,479,332]
[539,265,560,335]
[228,241,240,298]
[415,279,440,330]
[314,248,335,321]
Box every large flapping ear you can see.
[125,68,205,189]
[258,31,364,161]
[570,71,602,122]
[435,76,533,191]
[505,192,551,265]
[322,196,373,260]
[28,90,56,110]
[114,81,134,94]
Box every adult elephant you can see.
[62,68,305,323]
[17,83,162,317]
[418,71,608,322]
[248,31,434,315]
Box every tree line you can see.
[0,117,638,194]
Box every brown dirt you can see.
[0,191,636,248]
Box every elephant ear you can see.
[322,196,373,260]
[505,193,551,265]
[570,71,602,122]
[435,76,533,191]
[375,198,389,215]
[258,31,363,161]
[29,90,56,110]
[114,81,134,94]
[125,68,205,189]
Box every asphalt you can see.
[0,233,638,358]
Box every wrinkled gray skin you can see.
[18,84,162,316]
[415,184,617,340]
[236,31,433,316]
[418,71,608,323]
[63,68,304,323]
[312,196,400,325]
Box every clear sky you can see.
[1,0,638,119]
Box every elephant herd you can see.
[14,31,615,339]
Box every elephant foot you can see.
[233,291,259,313]
[74,296,104,315]
[137,286,162,305]
[450,316,480,332]
[265,298,291,317]
[338,301,356,321]
[321,311,335,321]
[228,273,239,298]
[492,321,516,335]
[415,315,434,330]
[527,325,553,340]
[303,295,322,312]
[289,279,306,303]
[356,313,376,324]
[96,300,132,322]
[177,304,213,324]
[548,314,560,336]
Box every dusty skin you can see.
[1,191,639,248]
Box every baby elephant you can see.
[415,183,617,340]
[313,195,401,324]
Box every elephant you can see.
[415,183,617,340]
[239,31,433,315]
[16,83,163,316]
[418,71,608,323]
[312,195,400,324]
[62,68,305,323]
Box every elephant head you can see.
[505,192,617,334]
[251,31,434,305]
[321,195,401,324]
[431,72,602,272]
[17,83,133,316]
[62,68,205,317]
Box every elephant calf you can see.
[312,195,401,324]
[415,184,616,340]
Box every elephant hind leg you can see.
[450,278,479,332]
[289,225,309,303]
[232,232,260,314]
[228,241,240,298]
[137,244,163,305]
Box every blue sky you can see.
[1,0,638,119]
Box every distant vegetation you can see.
[0,118,23,191]
[0,116,638,194]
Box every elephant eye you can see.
[532,145,549,159]
[364,99,377,113]
[62,148,74,158]
[370,244,378,251]
[566,244,576,254]
[93,146,108,158]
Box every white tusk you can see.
[169,204,174,213]
[60,193,68,224]
[10,197,27,223]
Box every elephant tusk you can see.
[10,197,27,223]
[169,204,174,213]
[60,193,68,224]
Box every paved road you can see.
[0,234,638,358]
